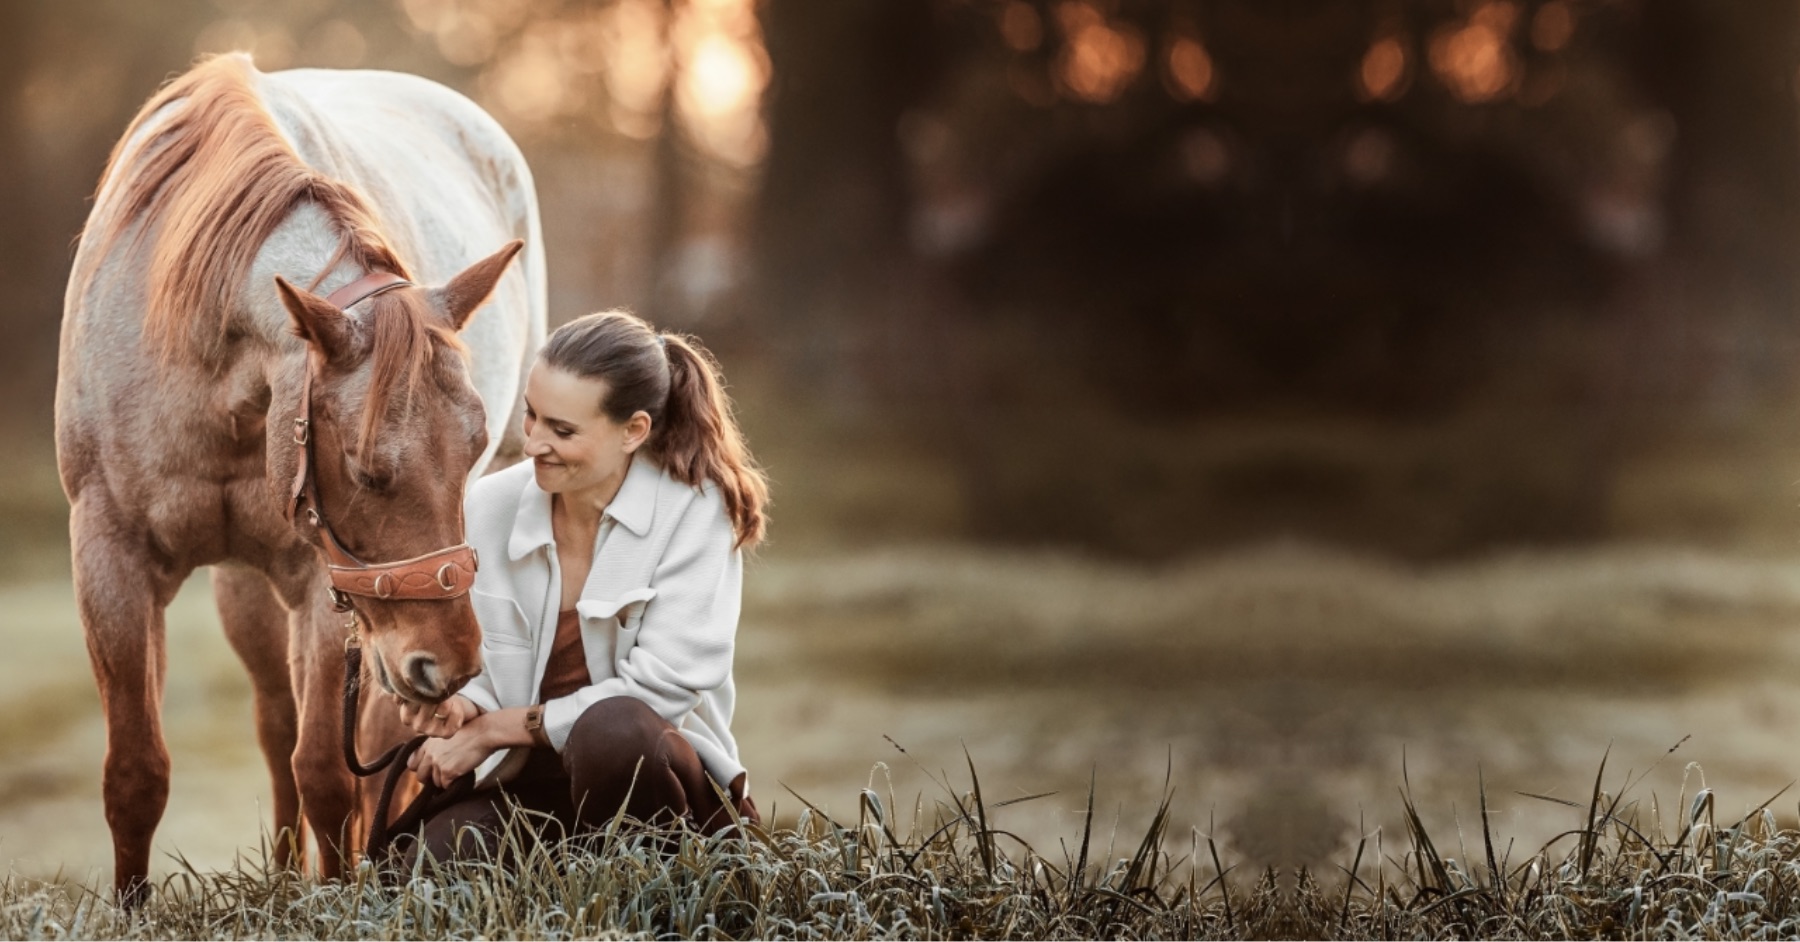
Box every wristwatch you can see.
[524,704,548,747]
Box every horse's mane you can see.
[85,53,453,456]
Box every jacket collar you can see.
[506,456,659,560]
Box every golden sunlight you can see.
[409,0,768,163]
[684,33,758,119]
[1166,36,1215,102]
[1359,36,1407,102]
[673,0,770,166]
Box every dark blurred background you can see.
[6,0,1800,561]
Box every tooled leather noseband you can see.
[285,272,478,614]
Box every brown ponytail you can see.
[540,311,769,549]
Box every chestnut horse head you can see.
[274,245,521,703]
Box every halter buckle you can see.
[292,417,310,445]
[327,586,354,613]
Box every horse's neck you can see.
[241,202,369,344]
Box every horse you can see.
[56,52,546,903]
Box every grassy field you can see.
[1,726,1799,938]
[9,535,1800,935]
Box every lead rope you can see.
[342,637,474,866]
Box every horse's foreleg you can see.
[289,597,358,879]
[70,497,184,906]
[211,565,302,869]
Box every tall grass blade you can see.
[963,745,995,880]
[1578,744,1609,882]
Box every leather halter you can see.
[286,273,479,613]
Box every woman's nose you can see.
[521,421,548,456]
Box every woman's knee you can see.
[564,697,674,775]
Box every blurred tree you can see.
[735,0,1800,554]
[0,1,41,334]
[750,0,943,376]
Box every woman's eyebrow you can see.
[523,396,577,428]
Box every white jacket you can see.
[457,457,746,791]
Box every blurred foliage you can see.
[5,0,1800,557]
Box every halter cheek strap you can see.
[287,273,479,611]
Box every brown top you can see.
[539,609,589,702]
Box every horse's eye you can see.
[353,469,393,492]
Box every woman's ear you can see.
[623,411,653,453]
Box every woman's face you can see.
[521,361,648,498]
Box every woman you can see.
[393,310,768,859]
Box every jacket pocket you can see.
[471,589,533,649]
[469,588,535,709]
[576,586,657,629]
[578,587,657,656]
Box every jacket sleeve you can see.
[540,488,741,749]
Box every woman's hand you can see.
[406,706,542,788]
[397,694,482,738]
[409,724,496,788]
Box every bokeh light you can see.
[395,0,768,164]
[434,9,498,66]
[1531,1,1576,53]
[1055,1,1146,104]
[999,1,1043,53]
[672,0,770,166]
[598,0,670,139]
[486,25,578,122]
[1166,36,1215,102]
[1428,1,1519,104]
[1358,36,1408,102]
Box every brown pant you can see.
[403,696,757,863]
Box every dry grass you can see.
[0,768,1241,940]
[1321,752,1800,940]
[13,754,1800,939]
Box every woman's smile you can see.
[521,361,647,506]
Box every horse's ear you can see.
[439,239,524,331]
[275,276,355,362]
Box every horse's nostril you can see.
[402,653,443,700]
